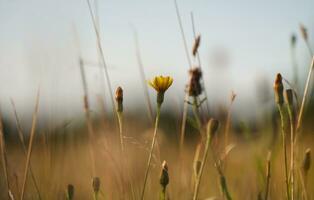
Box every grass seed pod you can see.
[115,86,123,113]
[273,73,284,105]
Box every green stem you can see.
[192,97,202,131]
[159,186,166,200]
[287,104,295,200]
[141,105,161,200]
[117,112,124,152]
[278,104,291,200]
[192,123,211,200]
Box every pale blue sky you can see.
[0,0,313,122]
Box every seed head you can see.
[159,160,169,188]
[300,24,308,41]
[67,184,74,200]
[187,67,202,97]
[192,35,201,56]
[273,73,284,105]
[302,148,311,174]
[92,177,100,193]
[115,86,123,112]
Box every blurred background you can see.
[0,0,314,128]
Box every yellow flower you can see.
[148,76,173,93]
[148,76,173,106]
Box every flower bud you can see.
[115,87,123,112]
[273,73,284,105]
[303,148,311,174]
[67,184,74,200]
[160,160,169,188]
[92,177,100,193]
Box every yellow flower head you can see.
[148,76,173,106]
[148,76,173,93]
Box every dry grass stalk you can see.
[79,58,96,176]
[132,28,154,123]
[285,89,295,200]
[273,73,290,200]
[190,12,210,118]
[192,119,219,200]
[265,151,271,200]
[86,0,118,122]
[224,91,236,151]
[0,112,11,199]
[10,99,42,199]
[20,90,40,200]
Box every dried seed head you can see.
[92,177,100,193]
[192,35,201,56]
[284,89,294,106]
[160,160,169,188]
[300,24,308,41]
[273,73,284,105]
[207,118,219,139]
[302,148,311,174]
[115,86,123,112]
[187,67,203,97]
[291,34,297,47]
[67,184,74,200]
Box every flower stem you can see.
[192,121,211,200]
[287,103,295,200]
[141,104,161,200]
[277,104,290,200]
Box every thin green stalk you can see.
[277,104,291,200]
[160,187,166,200]
[210,138,232,200]
[192,121,212,200]
[192,97,202,130]
[287,103,295,200]
[141,105,161,200]
[117,112,124,152]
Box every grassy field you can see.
[0,1,314,200]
